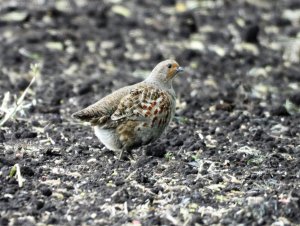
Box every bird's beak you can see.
[176,66,184,73]
[167,65,184,80]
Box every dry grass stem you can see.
[0,64,40,127]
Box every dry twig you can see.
[0,63,40,127]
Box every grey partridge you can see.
[72,59,184,158]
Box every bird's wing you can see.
[72,86,131,125]
[111,85,173,124]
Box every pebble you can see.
[40,186,52,197]
[243,24,260,44]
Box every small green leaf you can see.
[9,165,17,177]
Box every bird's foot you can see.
[117,150,135,161]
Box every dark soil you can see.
[1,0,300,225]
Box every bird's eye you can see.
[167,64,172,69]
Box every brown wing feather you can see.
[73,83,174,128]
[111,85,173,126]
[72,86,131,124]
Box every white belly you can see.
[94,126,120,151]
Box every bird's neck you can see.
[146,71,174,88]
[145,77,173,90]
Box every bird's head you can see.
[147,59,184,87]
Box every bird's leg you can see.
[118,149,134,160]
[118,149,125,160]
[128,149,134,159]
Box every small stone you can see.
[243,24,260,44]
[247,196,264,205]
[47,217,59,224]
[0,217,9,226]
[36,200,44,210]
[0,11,28,22]
[271,106,290,116]
[215,103,234,112]
[285,99,300,115]
[290,92,300,106]
[112,188,129,203]
[21,131,38,139]
[46,42,64,51]
[162,0,176,6]
[78,82,93,95]
[111,5,131,18]
[15,130,38,139]
[275,17,291,27]
[40,186,52,197]
[21,166,35,177]
[0,130,5,142]
[115,178,125,186]
[16,78,30,90]
[145,143,167,158]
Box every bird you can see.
[72,59,184,159]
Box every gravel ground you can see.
[0,0,300,225]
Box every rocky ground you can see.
[0,0,300,225]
